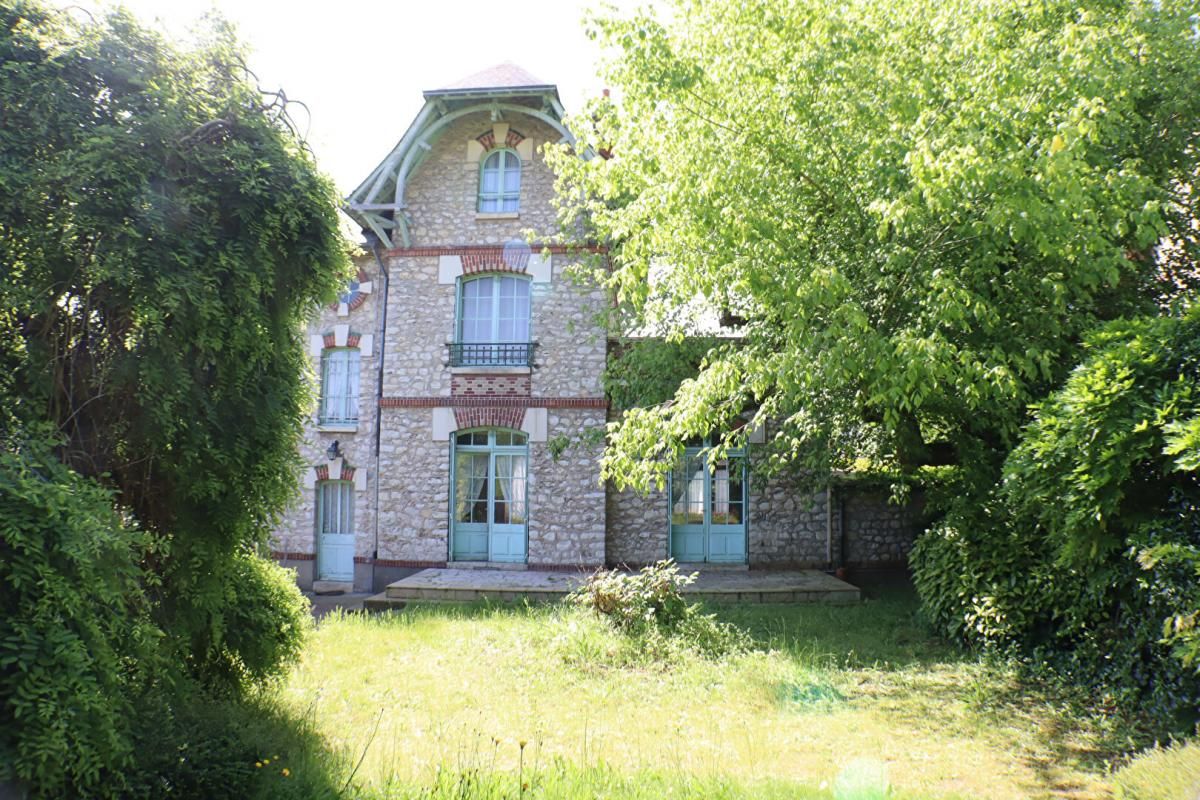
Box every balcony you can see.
[448,342,536,368]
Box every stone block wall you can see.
[605,485,668,566]
[527,409,607,568]
[382,254,453,397]
[376,407,451,565]
[404,110,563,247]
[533,264,606,396]
[271,255,380,589]
[604,470,829,568]
[747,475,830,567]
[837,485,927,567]
[603,468,927,570]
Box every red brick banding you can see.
[386,243,607,257]
[451,373,531,398]
[380,396,607,409]
[272,551,315,561]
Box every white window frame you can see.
[319,348,360,426]
[478,148,521,213]
[455,275,531,366]
[316,480,354,536]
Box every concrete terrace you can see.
[366,567,860,608]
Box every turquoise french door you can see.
[670,447,747,563]
[316,481,355,581]
[451,430,528,562]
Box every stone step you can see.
[384,585,569,603]
[363,592,408,612]
[313,580,353,595]
[380,568,861,605]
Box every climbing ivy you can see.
[0,0,348,705]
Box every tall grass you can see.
[275,593,1158,800]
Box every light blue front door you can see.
[452,430,528,563]
[317,481,355,581]
[670,448,747,563]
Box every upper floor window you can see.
[319,348,360,426]
[478,149,521,213]
[452,275,531,366]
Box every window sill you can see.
[475,212,519,220]
[448,365,531,375]
[317,423,359,433]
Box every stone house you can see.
[269,64,920,592]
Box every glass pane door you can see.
[489,453,527,561]
[452,451,490,560]
[708,455,746,562]
[451,431,528,563]
[669,448,747,563]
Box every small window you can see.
[317,480,354,536]
[479,149,521,213]
[320,348,360,425]
[455,430,527,447]
[455,431,490,447]
[494,431,528,446]
[454,275,531,366]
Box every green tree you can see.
[0,0,346,699]
[913,308,1200,723]
[547,0,1200,490]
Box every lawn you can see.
[277,589,1192,800]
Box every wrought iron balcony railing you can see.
[448,342,536,368]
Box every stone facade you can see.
[272,261,380,591]
[404,110,563,247]
[270,72,610,590]
[748,476,830,567]
[606,485,668,566]
[527,410,607,568]
[376,408,452,565]
[837,485,927,567]
[605,472,833,569]
[270,66,921,592]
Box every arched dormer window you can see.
[478,149,521,213]
[453,274,532,366]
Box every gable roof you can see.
[347,62,575,249]
[425,62,557,99]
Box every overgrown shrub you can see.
[913,309,1200,728]
[567,561,748,660]
[121,694,343,800]
[0,434,163,795]
[193,551,313,693]
[0,0,347,698]
[571,560,697,631]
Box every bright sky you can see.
[80,0,644,195]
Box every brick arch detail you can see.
[476,128,525,151]
[460,248,530,274]
[453,406,526,431]
[314,461,357,482]
[321,330,363,349]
